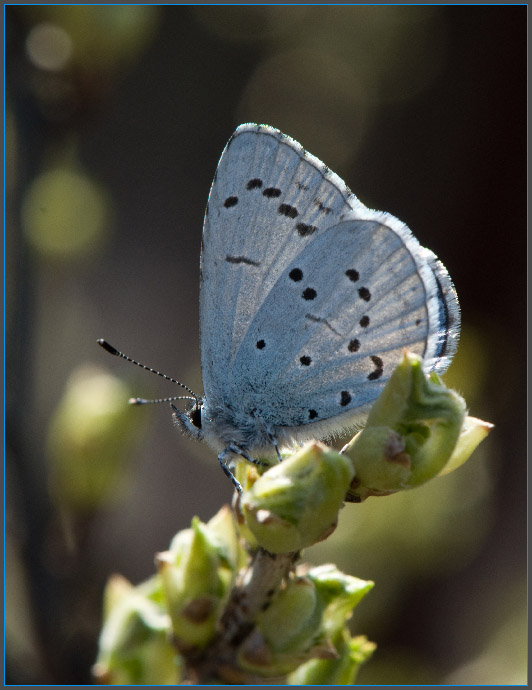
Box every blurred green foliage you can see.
[46,365,141,512]
[22,167,110,261]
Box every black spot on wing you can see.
[224,196,238,208]
[279,203,298,219]
[367,356,383,381]
[263,187,282,198]
[297,223,317,237]
[226,255,260,266]
[340,390,352,407]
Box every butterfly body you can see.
[173,124,460,488]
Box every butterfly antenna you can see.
[97,339,199,406]
[129,395,197,406]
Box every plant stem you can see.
[190,547,299,683]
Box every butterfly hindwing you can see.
[229,218,437,429]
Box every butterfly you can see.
[101,123,460,492]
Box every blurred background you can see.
[5,6,526,685]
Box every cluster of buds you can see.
[94,352,491,683]
[93,506,375,684]
[238,564,375,680]
[93,507,243,684]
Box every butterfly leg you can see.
[255,415,283,463]
[269,433,283,463]
[217,448,243,493]
[228,444,270,469]
[218,443,270,492]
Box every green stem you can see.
[190,548,299,683]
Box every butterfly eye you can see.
[190,404,202,429]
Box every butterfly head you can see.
[172,398,204,441]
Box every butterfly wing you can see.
[228,215,459,433]
[200,123,366,405]
[200,124,459,435]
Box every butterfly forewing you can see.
[201,124,361,404]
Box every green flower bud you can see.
[93,574,179,685]
[46,365,139,511]
[238,575,336,677]
[343,352,483,501]
[156,512,237,650]
[306,563,374,638]
[241,442,354,553]
[437,416,494,476]
[238,564,373,677]
[205,504,248,571]
[287,630,376,685]
[232,464,262,549]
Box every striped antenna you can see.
[129,395,196,406]
[97,339,199,406]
